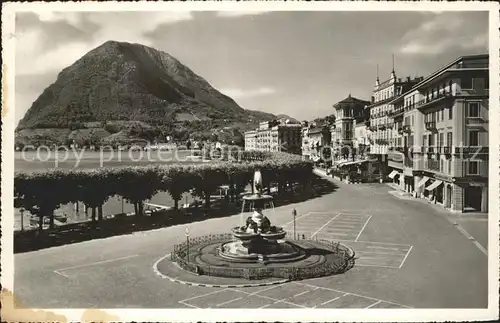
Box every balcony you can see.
[404,155,414,168]
[395,146,404,153]
[402,125,412,134]
[425,121,436,131]
[465,117,486,128]
[455,88,489,98]
[397,127,404,135]
[426,146,435,155]
[375,139,389,145]
[426,159,440,172]
[377,123,386,130]
[391,107,404,118]
[416,91,453,110]
[454,146,489,155]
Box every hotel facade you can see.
[387,54,489,213]
[244,120,302,155]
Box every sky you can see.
[15,10,488,124]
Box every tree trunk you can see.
[250,181,254,194]
[204,190,211,209]
[97,205,103,221]
[134,203,139,216]
[38,214,44,232]
[91,207,96,222]
[138,201,144,216]
[49,212,55,229]
[174,198,179,210]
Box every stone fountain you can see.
[219,170,305,263]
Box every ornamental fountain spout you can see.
[220,170,292,262]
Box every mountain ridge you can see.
[16,40,291,146]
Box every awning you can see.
[339,160,368,167]
[416,176,430,188]
[388,170,399,179]
[426,180,443,191]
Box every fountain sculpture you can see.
[219,170,305,263]
[160,169,355,282]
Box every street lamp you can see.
[185,227,190,261]
[20,208,25,231]
[292,208,297,240]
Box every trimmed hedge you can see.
[15,151,313,231]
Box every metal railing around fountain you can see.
[170,233,356,281]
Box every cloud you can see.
[398,12,488,55]
[220,87,276,99]
[215,11,269,18]
[15,11,193,76]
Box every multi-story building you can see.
[244,120,302,155]
[387,54,489,213]
[330,94,370,160]
[365,68,423,179]
[244,130,257,151]
[308,125,332,162]
[301,125,311,159]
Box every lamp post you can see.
[185,227,190,261]
[20,208,25,231]
[292,208,297,240]
[121,197,124,214]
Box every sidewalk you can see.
[384,182,488,252]
[314,168,488,253]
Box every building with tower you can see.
[365,57,423,180]
[330,94,371,160]
[387,54,489,213]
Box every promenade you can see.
[14,175,488,308]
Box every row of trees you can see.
[15,151,313,231]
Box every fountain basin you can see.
[231,228,261,241]
[261,230,286,240]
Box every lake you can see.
[12,149,220,231]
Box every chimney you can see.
[406,76,410,82]
[398,78,402,82]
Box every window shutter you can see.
[480,160,488,177]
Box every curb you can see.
[153,254,290,288]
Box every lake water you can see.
[12,150,218,230]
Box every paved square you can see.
[281,212,412,269]
[341,241,413,268]
[282,212,371,241]
[178,282,410,308]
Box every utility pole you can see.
[185,227,190,261]
[292,208,297,240]
[20,208,25,231]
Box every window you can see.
[440,159,444,172]
[461,77,473,89]
[467,161,480,175]
[448,106,453,119]
[423,135,427,148]
[440,109,444,121]
[448,160,452,174]
[472,78,485,90]
[468,102,480,118]
[469,130,479,146]
[447,132,453,147]
[439,133,444,147]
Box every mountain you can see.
[16,41,281,146]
